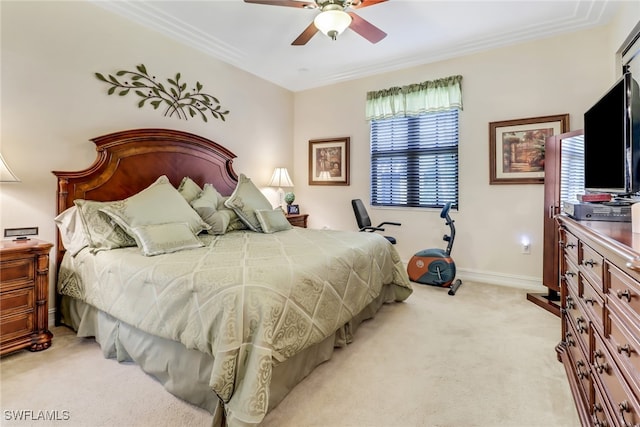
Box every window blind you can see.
[560,134,585,204]
[370,109,459,208]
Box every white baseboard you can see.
[456,267,544,292]
[402,258,545,292]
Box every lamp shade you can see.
[0,153,20,182]
[269,168,294,187]
[314,9,352,40]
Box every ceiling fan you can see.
[244,0,388,45]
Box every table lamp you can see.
[269,167,294,209]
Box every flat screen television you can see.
[583,72,640,195]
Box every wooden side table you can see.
[0,239,53,356]
[286,213,309,228]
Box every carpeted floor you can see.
[0,281,580,427]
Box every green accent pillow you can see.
[255,209,293,234]
[224,174,273,232]
[178,177,202,203]
[218,197,248,233]
[99,175,210,237]
[130,222,203,256]
[74,199,137,253]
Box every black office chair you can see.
[351,199,401,244]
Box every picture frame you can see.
[309,137,350,186]
[489,114,569,184]
[287,204,300,215]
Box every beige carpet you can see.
[0,281,579,427]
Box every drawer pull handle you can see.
[565,242,576,249]
[565,271,576,278]
[617,344,633,357]
[566,296,576,310]
[617,289,632,303]
[593,350,610,374]
[583,297,596,306]
[583,259,596,268]
[576,360,589,379]
[617,401,638,427]
[576,317,588,333]
[565,332,575,347]
[593,408,608,427]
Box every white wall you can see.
[0,1,293,315]
[293,11,639,289]
[1,0,638,319]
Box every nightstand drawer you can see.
[0,288,35,315]
[0,311,34,342]
[0,258,34,290]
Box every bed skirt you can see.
[58,284,399,426]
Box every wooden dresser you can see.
[0,239,53,356]
[557,215,640,426]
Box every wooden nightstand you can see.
[286,213,309,228]
[0,239,53,356]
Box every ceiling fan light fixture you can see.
[314,9,352,40]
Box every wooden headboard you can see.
[52,128,238,263]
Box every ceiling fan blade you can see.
[347,12,387,44]
[292,21,319,45]
[243,0,316,9]
[350,0,388,9]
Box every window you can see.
[370,109,459,209]
[560,134,585,205]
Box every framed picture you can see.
[287,204,300,215]
[489,114,569,184]
[309,137,350,186]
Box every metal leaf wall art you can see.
[95,64,229,123]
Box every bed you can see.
[52,128,412,426]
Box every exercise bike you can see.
[407,202,463,295]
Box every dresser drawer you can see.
[581,243,604,293]
[593,334,640,427]
[593,379,616,427]
[0,288,35,316]
[581,279,605,333]
[564,317,591,408]
[0,258,34,291]
[606,306,640,398]
[563,257,580,295]
[608,262,640,328]
[0,311,34,343]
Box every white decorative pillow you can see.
[54,206,89,256]
[74,199,137,253]
[224,174,273,232]
[130,222,203,256]
[98,175,210,237]
[255,209,293,234]
[178,177,202,203]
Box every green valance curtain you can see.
[365,75,463,120]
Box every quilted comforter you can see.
[58,227,412,425]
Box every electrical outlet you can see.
[522,242,531,254]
